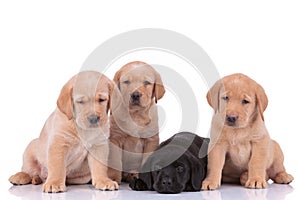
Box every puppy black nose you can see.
[161,177,172,186]
[226,114,238,125]
[131,92,142,101]
[88,115,100,124]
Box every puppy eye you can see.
[77,100,84,104]
[242,99,249,104]
[176,166,184,173]
[98,98,105,103]
[123,80,130,84]
[144,81,151,85]
[222,96,229,102]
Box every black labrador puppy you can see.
[130,132,209,194]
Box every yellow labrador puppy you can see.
[9,71,119,192]
[202,73,293,190]
[108,61,165,183]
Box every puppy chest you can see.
[123,137,144,153]
[122,139,144,171]
[66,145,89,169]
[227,144,251,168]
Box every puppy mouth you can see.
[225,121,237,127]
[88,123,100,128]
[157,190,181,194]
[154,184,183,194]
[75,122,100,130]
[79,122,100,129]
[130,99,141,106]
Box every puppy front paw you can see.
[9,172,31,185]
[93,178,119,191]
[201,179,220,190]
[129,178,148,191]
[123,170,139,183]
[42,181,66,193]
[245,177,267,189]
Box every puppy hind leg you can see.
[9,172,31,185]
[273,172,294,184]
[269,141,294,184]
[240,171,248,186]
[9,139,42,185]
[9,166,42,185]
[268,161,293,184]
[32,175,43,185]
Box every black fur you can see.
[129,132,209,194]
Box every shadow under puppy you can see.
[9,71,118,192]
[130,132,209,194]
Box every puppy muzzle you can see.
[130,91,142,105]
[87,114,100,126]
[225,114,238,126]
[154,176,183,194]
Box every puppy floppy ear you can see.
[106,79,114,114]
[113,69,122,90]
[255,83,268,121]
[110,81,124,116]
[138,172,153,190]
[187,153,206,191]
[57,75,76,120]
[153,71,165,103]
[206,80,223,113]
[138,154,155,190]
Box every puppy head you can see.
[57,71,113,130]
[139,146,204,193]
[207,73,268,128]
[152,156,190,194]
[113,61,165,110]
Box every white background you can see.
[1,0,299,199]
